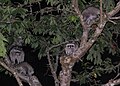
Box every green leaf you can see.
[25,37,31,44]
[52,35,62,44]
[31,42,39,48]
[87,53,93,62]
[0,0,11,3]
[68,15,78,23]
[0,39,6,57]
[0,33,7,42]
[103,0,115,12]
[50,17,57,25]
[47,0,54,6]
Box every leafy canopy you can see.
[0,0,120,85]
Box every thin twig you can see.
[48,39,79,51]
[55,55,59,72]
[110,16,120,20]
[46,51,59,86]
[72,0,86,30]
[72,0,89,47]
[113,73,120,80]
[108,20,117,24]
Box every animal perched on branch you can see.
[65,42,78,56]
[15,62,34,76]
[5,36,25,65]
[14,62,34,82]
[82,7,100,26]
[9,47,24,65]
[3,36,42,85]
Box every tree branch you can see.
[72,0,89,48]
[72,0,120,60]
[102,78,120,86]
[72,0,86,30]
[46,51,59,86]
[48,39,79,51]
[110,16,120,20]
[59,0,120,86]
[0,59,23,86]
[108,1,120,17]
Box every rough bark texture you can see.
[60,56,75,86]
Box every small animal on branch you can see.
[6,36,24,65]
[9,47,24,65]
[82,7,100,26]
[14,62,34,82]
[15,62,34,76]
[65,42,78,56]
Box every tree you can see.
[0,0,120,86]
